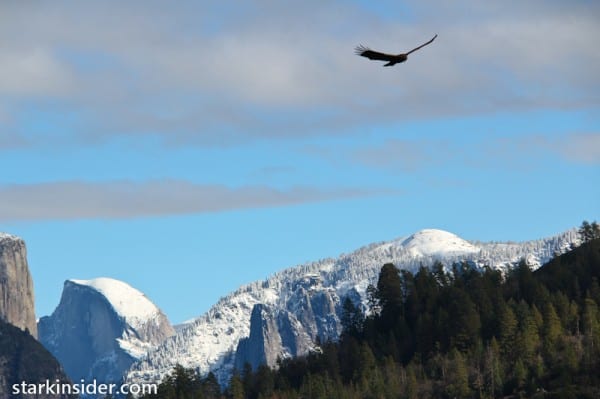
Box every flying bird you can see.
[355,34,438,66]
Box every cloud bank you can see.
[0,180,380,221]
[350,133,600,171]
[1,0,598,147]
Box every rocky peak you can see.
[0,233,37,338]
[38,278,175,384]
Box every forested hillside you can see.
[139,236,600,399]
[0,319,74,399]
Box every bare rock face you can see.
[235,304,284,370]
[234,275,340,372]
[0,233,37,338]
[38,278,175,385]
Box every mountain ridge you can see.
[126,227,579,385]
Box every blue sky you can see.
[1,0,598,324]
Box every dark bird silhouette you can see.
[355,34,437,66]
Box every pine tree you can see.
[339,336,362,383]
[542,302,562,347]
[300,373,327,399]
[242,362,255,399]
[511,359,527,394]
[357,343,377,382]
[514,301,541,365]
[171,364,199,399]
[498,303,518,361]
[229,370,245,399]
[431,260,450,287]
[445,348,470,399]
[382,356,401,398]
[404,363,419,399]
[484,338,503,398]
[255,365,275,398]
[341,297,364,337]
[445,287,481,352]
[580,220,592,242]
[583,296,600,361]
[376,263,404,328]
[579,220,600,242]
[589,277,600,306]
[531,304,543,331]
[366,284,381,315]
[202,371,221,399]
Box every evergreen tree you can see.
[201,372,221,399]
[300,373,327,399]
[498,303,518,361]
[255,365,275,398]
[357,343,385,398]
[542,302,562,347]
[172,364,199,399]
[357,343,377,382]
[511,358,527,394]
[583,296,600,359]
[404,363,419,399]
[579,220,600,242]
[228,370,245,399]
[242,362,255,399]
[366,283,381,315]
[445,348,470,399]
[341,297,364,337]
[445,286,481,352]
[376,263,404,327]
[514,301,540,365]
[339,335,362,383]
[484,338,503,398]
[431,260,450,287]
[382,356,401,399]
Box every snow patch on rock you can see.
[69,278,160,329]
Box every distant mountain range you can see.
[0,225,584,391]
[122,228,579,385]
[0,227,579,388]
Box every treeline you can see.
[139,236,600,399]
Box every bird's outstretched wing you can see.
[405,34,437,55]
[354,45,396,62]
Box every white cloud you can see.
[0,49,76,97]
[0,1,598,147]
[541,133,600,165]
[349,133,600,172]
[0,180,378,221]
[352,139,438,172]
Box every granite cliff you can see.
[38,278,175,385]
[0,233,37,338]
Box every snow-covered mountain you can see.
[38,277,175,385]
[126,228,579,385]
